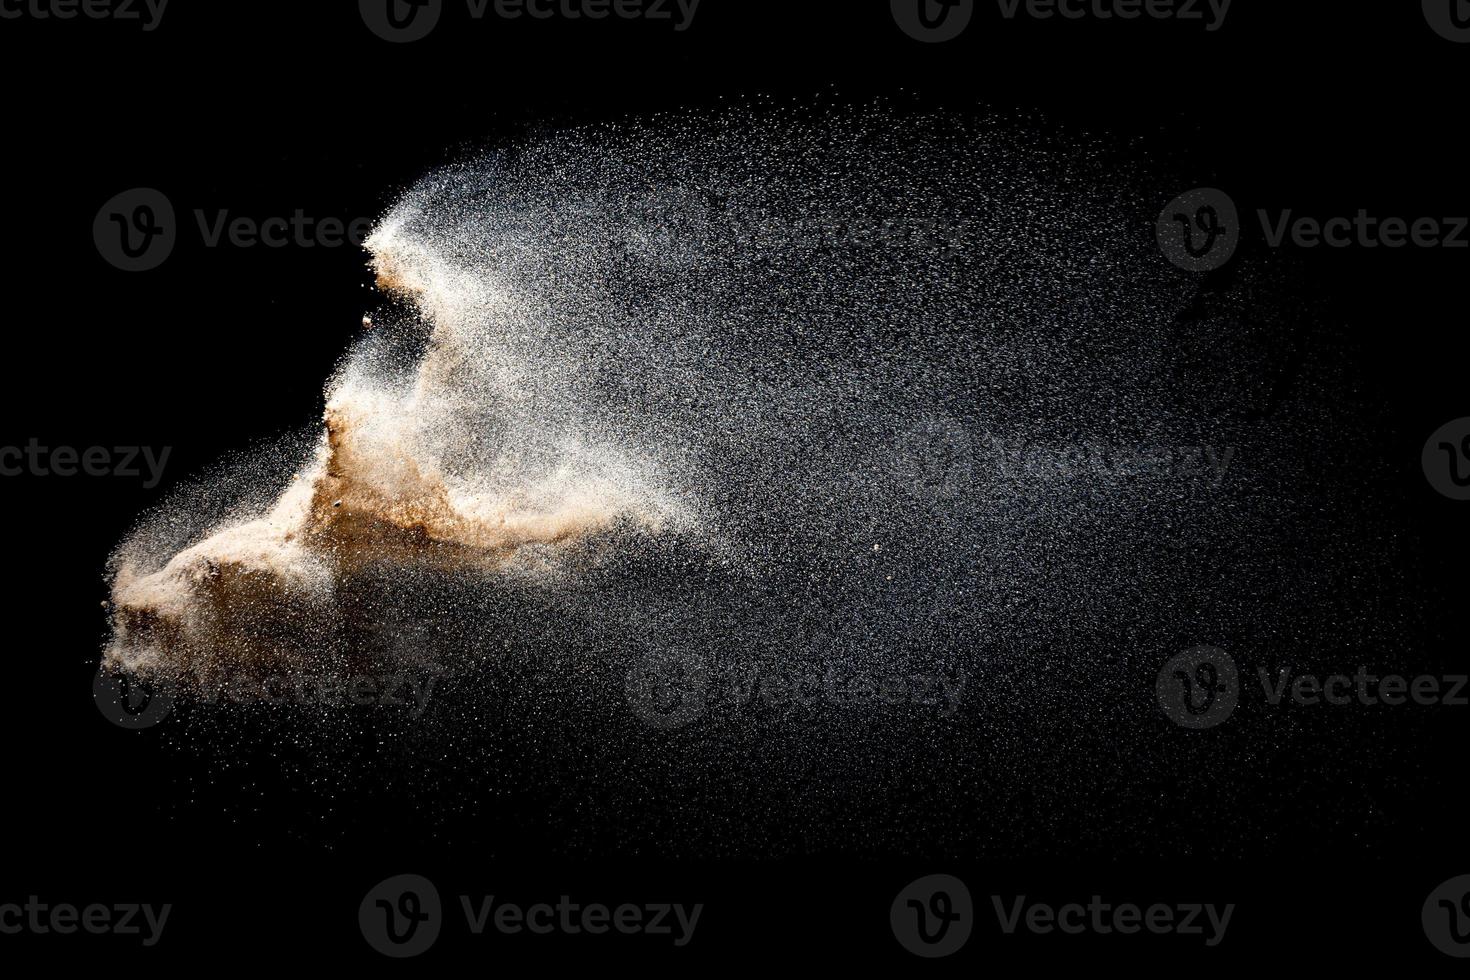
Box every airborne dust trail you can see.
[95,109,1410,855]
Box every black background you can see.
[2,0,1468,968]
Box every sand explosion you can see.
[90,111,1424,864]
[104,219,691,684]
[101,110,1345,717]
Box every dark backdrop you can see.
[2,0,1467,969]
